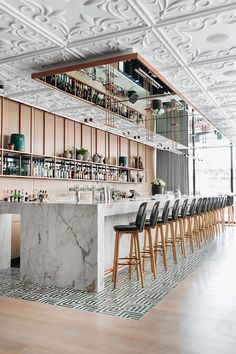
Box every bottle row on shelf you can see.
[40,74,145,124]
[3,189,48,203]
[1,155,144,183]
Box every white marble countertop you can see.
[0,195,182,218]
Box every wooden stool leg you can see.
[128,234,134,280]
[179,219,186,257]
[133,232,140,281]
[154,226,159,264]
[170,221,177,264]
[160,224,168,270]
[134,233,144,288]
[142,229,147,272]
[147,228,156,279]
[188,217,194,253]
[113,232,120,289]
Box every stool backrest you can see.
[213,197,218,210]
[135,202,147,231]
[171,199,180,221]
[211,197,215,210]
[223,196,228,208]
[206,197,212,212]
[180,199,189,218]
[218,196,224,209]
[149,201,160,228]
[201,197,208,213]
[195,198,202,214]
[189,198,196,216]
[161,200,170,223]
[227,195,234,206]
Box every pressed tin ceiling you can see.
[1,0,236,143]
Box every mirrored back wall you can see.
[0,96,155,199]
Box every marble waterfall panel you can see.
[0,214,11,268]
[20,203,101,292]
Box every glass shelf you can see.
[0,149,145,184]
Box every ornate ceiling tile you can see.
[192,59,236,89]
[213,90,236,106]
[11,86,87,112]
[163,9,236,64]
[4,48,79,72]
[187,92,214,108]
[144,0,233,23]
[71,29,179,70]
[0,64,44,95]
[0,5,56,60]
[160,67,200,93]
[4,0,145,44]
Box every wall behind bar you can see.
[0,97,155,198]
[156,149,189,195]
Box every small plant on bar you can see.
[151,178,165,186]
[77,147,89,155]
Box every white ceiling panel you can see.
[0,0,236,142]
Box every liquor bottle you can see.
[9,190,13,202]
[76,82,81,97]
[21,189,24,202]
[82,85,88,100]
[46,76,52,84]
[87,87,92,102]
[4,190,8,202]
[56,73,61,89]
[92,90,98,104]
[13,190,17,202]
[65,75,70,92]
[69,78,75,94]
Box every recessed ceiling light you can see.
[207,33,229,43]
[223,70,236,77]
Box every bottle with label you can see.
[21,189,24,202]
[13,190,17,202]
[25,192,29,202]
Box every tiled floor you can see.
[0,237,219,320]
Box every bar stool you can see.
[212,197,220,236]
[198,197,208,244]
[112,202,147,288]
[184,198,196,253]
[226,195,234,225]
[207,197,215,239]
[141,201,160,277]
[153,200,170,270]
[176,199,188,257]
[219,196,227,232]
[203,197,212,241]
[193,198,202,248]
[165,199,180,264]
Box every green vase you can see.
[119,156,127,167]
[152,185,164,195]
[10,134,25,151]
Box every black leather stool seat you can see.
[157,219,167,224]
[130,220,152,228]
[114,224,141,232]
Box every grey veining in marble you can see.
[0,214,11,269]
[0,196,187,292]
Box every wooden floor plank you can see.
[1,228,236,354]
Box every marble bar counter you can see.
[0,196,182,292]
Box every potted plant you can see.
[151,178,165,195]
[77,148,90,161]
[93,153,99,163]
[97,154,104,163]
